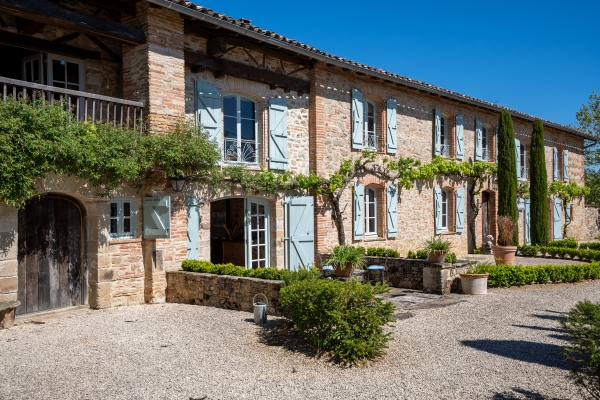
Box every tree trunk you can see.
[331,196,346,245]
[468,179,480,251]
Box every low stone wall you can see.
[423,263,470,295]
[166,271,284,316]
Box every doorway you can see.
[17,196,86,315]
[210,197,270,269]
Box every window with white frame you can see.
[223,95,258,164]
[520,143,527,180]
[364,100,377,150]
[441,189,449,231]
[440,114,449,157]
[482,126,489,160]
[365,186,377,235]
[110,199,137,239]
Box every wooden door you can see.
[17,197,85,315]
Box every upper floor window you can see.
[520,143,527,180]
[365,186,378,235]
[364,100,377,150]
[439,114,449,157]
[110,199,137,239]
[223,95,258,164]
[440,189,449,231]
[481,126,489,161]
[22,53,84,91]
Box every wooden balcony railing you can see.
[0,76,144,133]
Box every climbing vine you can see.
[549,181,590,237]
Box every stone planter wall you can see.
[166,271,284,316]
[423,262,470,295]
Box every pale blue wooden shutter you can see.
[524,199,531,244]
[522,144,527,180]
[455,187,465,233]
[434,108,441,156]
[143,196,171,239]
[455,114,464,160]
[353,182,364,240]
[268,97,288,170]
[553,147,559,180]
[386,184,398,238]
[196,80,222,145]
[351,89,363,150]
[517,198,525,211]
[434,187,442,235]
[515,139,521,180]
[563,150,569,182]
[186,197,199,259]
[386,99,397,155]
[566,203,572,223]
[495,126,498,163]
[285,196,314,271]
[553,197,562,240]
[475,119,483,161]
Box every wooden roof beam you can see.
[0,29,100,59]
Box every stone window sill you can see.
[363,236,387,242]
[109,238,142,245]
[439,231,461,236]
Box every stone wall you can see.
[585,206,600,240]
[423,262,470,295]
[166,271,284,316]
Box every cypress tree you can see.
[497,109,519,245]
[529,118,549,246]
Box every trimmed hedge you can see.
[366,247,401,258]
[547,238,578,248]
[579,242,600,251]
[472,262,600,287]
[517,245,600,261]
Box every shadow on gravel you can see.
[492,387,563,400]
[461,340,569,370]
[255,318,320,359]
[512,324,564,333]
[532,313,565,322]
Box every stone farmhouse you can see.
[0,0,593,315]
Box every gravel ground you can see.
[2,282,598,400]
[466,254,588,266]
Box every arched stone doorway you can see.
[17,195,87,314]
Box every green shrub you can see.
[548,238,578,248]
[579,242,600,251]
[530,118,549,246]
[366,247,401,258]
[560,300,600,399]
[423,236,451,252]
[280,279,395,364]
[416,249,428,259]
[472,262,600,287]
[407,250,416,259]
[518,244,540,257]
[473,247,483,254]
[445,252,457,264]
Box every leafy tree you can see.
[575,91,600,205]
[529,119,549,246]
[496,110,519,245]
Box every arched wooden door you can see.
[17,196,86,315]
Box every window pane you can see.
[110,218,118,234]
[123,218,131,233]
[53,82,66,89]
[52,60,66,83]
[66,62,79,85]
[368,218,376,233]
[258,204,265,214]
[110,203,118,217]
[25,61,32,82]
[240,119,255,141]
[224,116,237,138]
[240,98,255,120]
[223,96,236,117]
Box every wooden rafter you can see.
[85,34,121,62]
[53,31,81,44]
[0,29,100,59]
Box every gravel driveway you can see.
[1,281,598,400]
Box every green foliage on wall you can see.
[530,118,549,246]
[496,110,519,245]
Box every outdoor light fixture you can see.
[170,176,186,192]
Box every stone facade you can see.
[423,263,470,295]
[584,206,600,240]
[166,271,284,316]
[363,256,425,289]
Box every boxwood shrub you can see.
[472,262,600,287]
[366,247,401,258]
[280,279,394,364]
[517,245,600,262]
[579,242,600,251]
[547,238,578,248]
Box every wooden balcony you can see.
[0,76,144,132]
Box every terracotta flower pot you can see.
[491,245,518,265]
[428,250,447,264]
[459,273,489,295]
[333,262,354,277]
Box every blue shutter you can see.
[553,147,559,181]
[566,203,572,223]
[353,182,364,240]
[268,97,288,170]
[196,80,222,146]
[515,138,521,180]
[524,199,531,244]
[186,197,199,259]
[455,187,465,233]
[434,108,441,156]
[517,198,525,211]
[386,184,398,238]
[522,144,527,180]
[285,196,314,271]
[495,126,498,163]
[475,119,483,161]
[434,187,442,235]
[563,150,569,182]
[553,197,562,240]
[143,196,171,239]
[386,99,397,155]
[455,114,464,160]
[351,89,363,150]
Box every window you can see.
[482,126,489,160]
[441,189,448,231]
[364,186,377,235]
[520,143,527,180]
[223,95,258,164]
[364,100,376,150]
[22,53,84,91]
[110,199,137,239]
[440,115,449,157]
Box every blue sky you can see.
[195,0,599,126]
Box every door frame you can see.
[244,197,270,269]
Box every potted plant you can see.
[492,215,518,265]
[325,245,366,277]
[423,236,451,263]
[459,263,489,295]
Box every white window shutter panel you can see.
[196,80,222,146]
[186,197,199,259]
[268,97,289,170]
[455,187,465,232]
[455,114,464,160]
[386,99,397,155]
[517,198,524,211]
[563,150,569,182]
[515,139,521,180]
[434,108,441,156]
[434,187,442,235]
[553,147,559,180]
[386,184,398,238]
[566,203,571,223]
[475,119,483,161]
[143,197,171,239]
[553,197,562,240]
[353,182,365,240]
[524,199,531,244]
[351,89,364,150]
